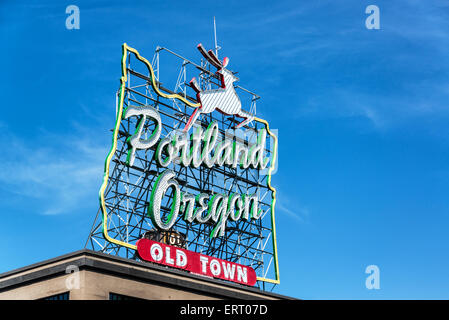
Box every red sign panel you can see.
[136,238,257,286]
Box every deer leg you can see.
[183,108,202,132]
[189,77,201,93]
[235,110,254,129]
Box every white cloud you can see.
[277,202,309,224]
[275,190,310,224]
[0,126,107,215]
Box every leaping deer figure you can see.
[183,44,254,132]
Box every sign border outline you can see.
[99,43,280,284]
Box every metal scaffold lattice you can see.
[85,44,279,291]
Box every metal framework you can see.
[85,44,278,291]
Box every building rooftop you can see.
[0,249,294,300]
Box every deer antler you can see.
[207,49,222,67]
[197,44,229,69]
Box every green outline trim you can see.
[253,116,280,284]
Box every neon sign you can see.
[94,43,280,286]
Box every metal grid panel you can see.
[86,45,278,290]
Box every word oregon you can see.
[123,105,270,169]
[149,169,262,238]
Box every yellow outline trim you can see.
[99,44,137,250]
[99,43,280,284]
[124,44,200,108]
[254,117,280,284]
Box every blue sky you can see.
[1,0,448,299]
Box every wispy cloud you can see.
[0,125,106,215]
[275,189,310,224]
[277,202,309,224]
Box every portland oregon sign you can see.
[86,42,279,288]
